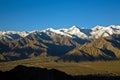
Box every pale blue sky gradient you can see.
[0,0,120,31]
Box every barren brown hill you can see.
[0,31,86,61]
[60,34,120,61]
[0,30,120,62]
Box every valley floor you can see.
[0,57,120,76]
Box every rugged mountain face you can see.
[61,34,120,62]
[0,25,120,61]
[0,31,85,61]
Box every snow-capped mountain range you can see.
[1,25,120,40]
[1,25,120,61]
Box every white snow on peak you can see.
[58,28,68,32]
[65,25,88,38]
[1,25,120,40]
[46,28,58,33]
[42,26,88,39]
[69,25,79,29]
[92,25,105,30]
[90,25,120,39]
[0,31,29,40]
[0,31,29,37]
[43,28,72,37]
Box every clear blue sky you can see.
[0,0,120,31]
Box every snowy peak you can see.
[42,28,72,37]
[92,25,105,30]
[64,26,88,38]
[90,25,120,38]
[43,25,120,39]
[69,25,79,29]
[46,28,55,32]
[92,25,120,31]
[43,25,88,38]
[0,25,120,40]
[68,25,80,33]
[0,31,29,40]
[0,31,29,37]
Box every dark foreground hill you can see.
[0,65,75,80]
[0,65,120,80]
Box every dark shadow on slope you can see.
[73,37,90,44]
[74,37,90,44]
[57,49,114,62]
[0,42,10,53]
[80,28,92,36]
[0,47,45,61]
[8,34,21,39]
[38,32,52,40]
[57,53,119,62]
[106,39,120,49]
[13,47,43,55]
[57,54,94,62]
[46,43,75,56]
[105,34,120,49]
[100,48,116,58]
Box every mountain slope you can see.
[61,34,120,62]
[0,31,84,61]
[0,25,120,61]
